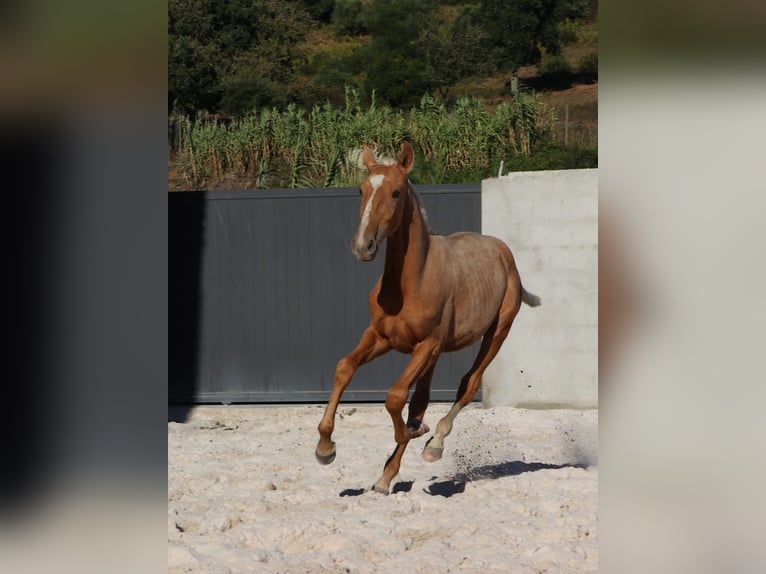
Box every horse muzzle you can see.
[351,236,378,261]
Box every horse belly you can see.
[445,307,499,351]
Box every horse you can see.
[315,141,540,494]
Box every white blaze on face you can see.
[360,174,385,239]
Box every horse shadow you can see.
[338,461,588,498]
[424,461,589,498]
[339,481,415,497]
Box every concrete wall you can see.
[481,169,597,408]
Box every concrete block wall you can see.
[481,169,598,408]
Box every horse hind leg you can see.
[423,298,520,462]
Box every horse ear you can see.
[362,145,377,171]
[397,142,414,174]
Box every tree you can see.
[168,0,222,113]
[469,0,585,75]
[296,0,335,23]
[168,0,311,115]
[355,0,438,108]
[169,34,223,114]
[422,5,493,100]
[331,0,368,37]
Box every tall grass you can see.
[168,88,593,190]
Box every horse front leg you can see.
[406,364,435,438]
[372,341,440,494]
[316,327,390,464]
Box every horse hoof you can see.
[422,445,443,462]
[372,484,389,495]
[315,447,336,465]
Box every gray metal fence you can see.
[169,184,481,403]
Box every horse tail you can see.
[521,286,541,307]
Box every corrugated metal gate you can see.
[169,184,481,403]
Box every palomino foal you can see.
[316,141,540,494]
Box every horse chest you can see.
[374,315,419,353]
[371,282,446,353]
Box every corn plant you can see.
[169,86,571,189]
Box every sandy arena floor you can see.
[168,404,597,573]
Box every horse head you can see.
[351,142,415,261]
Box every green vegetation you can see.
[169,89,596,189]
[168,0,598,189]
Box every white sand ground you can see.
[168,404,597,573]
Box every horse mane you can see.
[408,180,435,235]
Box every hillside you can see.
[168,2,597,190]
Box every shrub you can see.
[558,19,580,47]
[540,55,572,77]
[578,52,598,83]
[503,143,597,172]
[539,55,574,89]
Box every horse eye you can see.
[392,190,401,199]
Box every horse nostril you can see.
[366,239,375,250]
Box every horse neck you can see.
[382,184,431,293]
